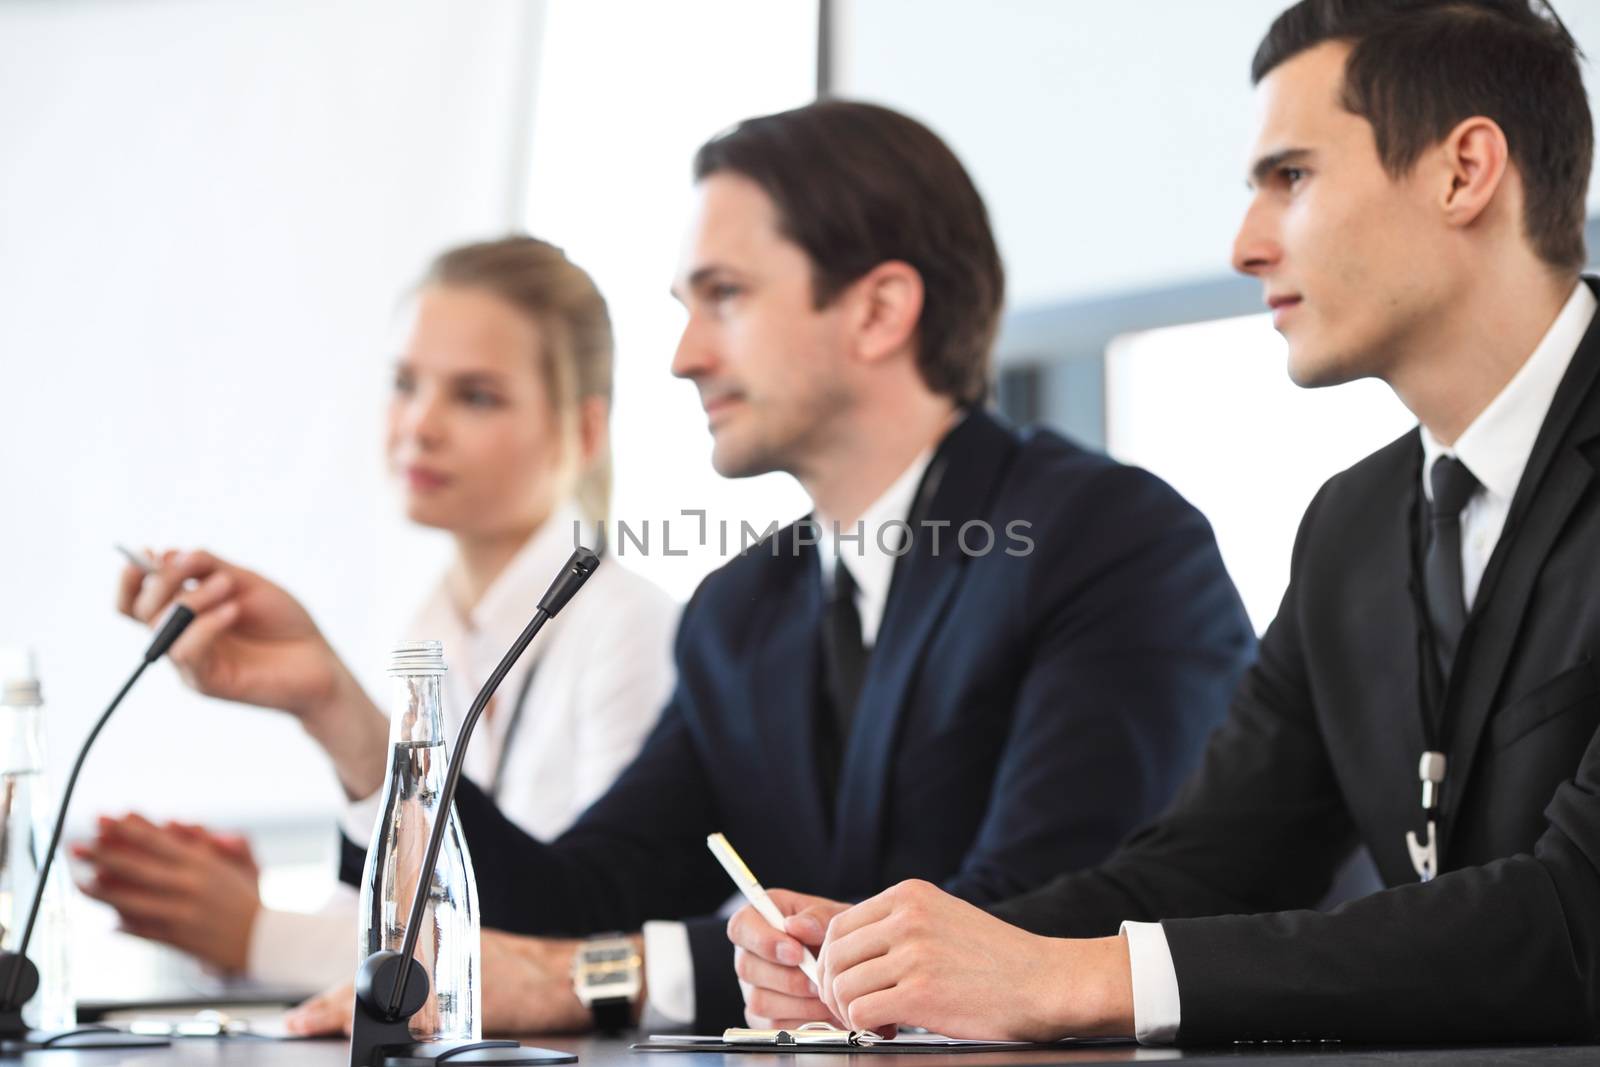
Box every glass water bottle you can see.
[0,649,75,1033]
[358,641,481,1041]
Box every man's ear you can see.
[845,261,924,366]
[1437,115,1510,231]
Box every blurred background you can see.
[4,0,1600,1002]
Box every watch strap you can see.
[591,995,632,1033]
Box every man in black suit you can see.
[732,0,1600,1046]
[121,101,1253,1034]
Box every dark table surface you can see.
[15,1032,1598,1066]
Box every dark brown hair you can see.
[694,100,1004,406]
[423,236,615,522]
[1253,0,1592,271]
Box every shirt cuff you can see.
[1120,921,1180,1045]
[247,899,360,991]
[641,920,695,1027]
[340,791,384,847]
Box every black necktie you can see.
[1424,456,1481,678]
[818,560,868,797]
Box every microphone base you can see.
[0,953,170,1053]
[0,1026,172,1053]
[351,952,576,1067]
[359,1040,577,1066]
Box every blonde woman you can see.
[78,237,677,990]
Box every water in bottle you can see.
[357,641,481,1041]
[0,649,74,1033]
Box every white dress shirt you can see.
[1122,280,1597,1045]
[642,444,938,1026]
[247,504,680,988]
[815,446,936,647]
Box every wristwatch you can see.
[571,932,642,1033]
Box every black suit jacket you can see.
[991,281,1600,1044]
[345,409,1254,1028]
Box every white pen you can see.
[115,544,160,575]
[116,545,204,595]
[706,832,821,987]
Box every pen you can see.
[116,545,205,595]
[706,832,821,987]
[115,544,160,575]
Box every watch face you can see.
[576,938,642,1005]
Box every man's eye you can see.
[711,283,742,302]
[393,373,415,395]
[1282,166,1308,186]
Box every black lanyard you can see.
[487,653,541,803]
[874,430,954,615]
[1404,467,1459,881]
[1408,463,1478,883]
[1409,485,1448,753]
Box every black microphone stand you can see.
[0,605,196,1054]
[349,548,600,1067]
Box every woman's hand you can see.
[116,548,388,797]
[73,813,262,974]
[117,549,343,719]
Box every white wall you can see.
[1106,314,1415,633]
[0,0,541,828]
[8,0,1600,831]
[524,0,817,601]
[837,0,1600,310]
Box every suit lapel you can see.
[828,411,1019,895]
[750,525,834,863]
[1442,287,1600,844]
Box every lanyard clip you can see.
[1418,750,1446,812]
[1406,819,1439,882]
[1407,752,1447,882]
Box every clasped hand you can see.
[72,814,261,974]
[727,879,1135,1041]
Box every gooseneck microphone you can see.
[350,548,600,1067]
[0,605,195,1053]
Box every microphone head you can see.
[144,604,196,663]
[536,547,602,618]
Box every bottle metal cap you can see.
[387,640,447,676]
[0,648,43,707]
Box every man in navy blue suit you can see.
[128,100,1255,1034]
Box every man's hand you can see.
[727,888,850,1028]
[116,548,388,797]
[816,880,1135,1040]
[283,931,611,1037]
[479,931,597,1034]
[72,813,262,974]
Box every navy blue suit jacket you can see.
[345,409,1255,1028]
